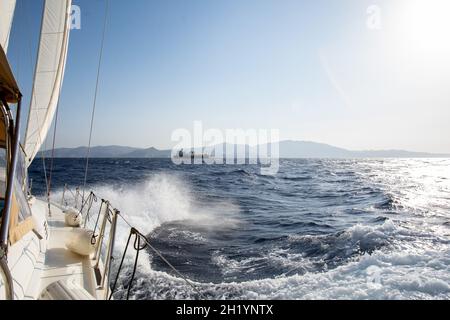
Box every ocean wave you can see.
[288,221,397,260]
[43,158,450,300]
[211,248,314,278]
[281,176,313,182]
[51,173,240,247]
[114,243,450,300]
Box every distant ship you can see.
[172,149,211,161]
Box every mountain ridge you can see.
[37,141,450,159]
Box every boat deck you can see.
[33,200,105,300]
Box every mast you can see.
[0,0,21,296]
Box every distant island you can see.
[37,141,450,159]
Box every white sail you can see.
[0,0,16,51]
[24,0,72,166]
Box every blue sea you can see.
[29,158,450,300]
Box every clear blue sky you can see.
[7,0,450,153]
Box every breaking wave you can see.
[38,158,450,300]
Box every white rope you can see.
[47,0,72,208]
[47,99,60,200]
[82,0,110,203]
[24,1,49,195]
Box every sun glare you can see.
[396,0,450,55]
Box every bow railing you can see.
[59,186,204,300]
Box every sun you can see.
[396,0,450,55]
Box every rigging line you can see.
[46,103,60,201]
[24,0,49,194]
[4,0,15,50]
[14,0,21,87]
[82,0,110,204]
[47,0,72,203]
[116,213,207,299]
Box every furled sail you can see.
[0,0,16,51]
[24,0,72,166]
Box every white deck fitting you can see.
[35,200,105,300]
[2,198,110,300]
[39,203,93,296]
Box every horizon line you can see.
[39,140,450,156]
